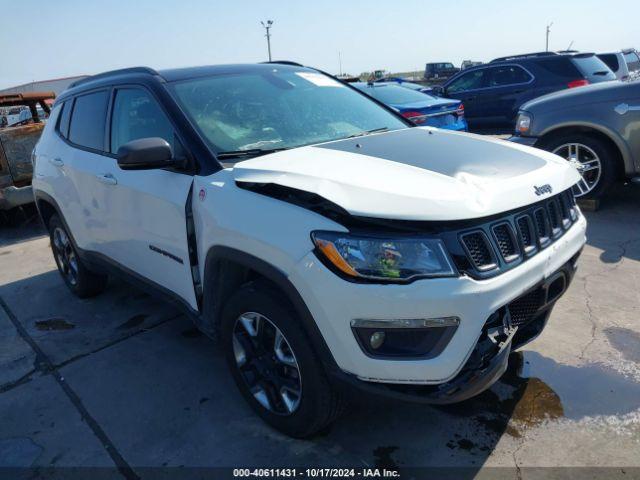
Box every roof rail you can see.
[491,51,558,63]
[261,60,304,67]
[68,67,159,88]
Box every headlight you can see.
[311,231,456,282]
[516,112,532,134]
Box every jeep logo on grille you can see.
[534,184,553,196]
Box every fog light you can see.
[369,331,386,349]
[351,317,460,358]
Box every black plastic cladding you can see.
[444,189,579,280]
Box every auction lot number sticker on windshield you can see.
[295,72,345,87]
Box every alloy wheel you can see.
[552,143,602,197]
[52,227,78,286]
[232,312,302,415]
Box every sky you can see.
[1,0,638,89]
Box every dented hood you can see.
[231,128,580,221]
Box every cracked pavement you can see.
[1,186,639,479]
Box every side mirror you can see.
[117,137,175,170]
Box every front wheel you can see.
[220,282,345,438]
[541,134,618,199]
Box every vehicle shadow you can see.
[583,183,640,263]
[2,265,639,473]
[0,205,45,248]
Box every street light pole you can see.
[261,20,274,61]
[545,22,553,52]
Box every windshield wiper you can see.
[345,127,389,139]
[593,71,611,76]
[216,147,288,159]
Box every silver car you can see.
[597,49,640,81]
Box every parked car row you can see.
[432,51,616,131]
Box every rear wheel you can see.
[542,133,618,199]
[48,214,108,298]
[221,281,344,438]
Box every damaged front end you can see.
[333,259,578,405]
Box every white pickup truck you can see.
[32,63,586,437]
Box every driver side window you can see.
[447,70,486,94]
[110,88,176,154]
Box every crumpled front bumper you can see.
[333,332,512,405]
[331,258,578,405]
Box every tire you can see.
[48,214,108,298]
[541,133,618,199]
[220,281,345,438]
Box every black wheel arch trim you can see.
[202,245,341,373]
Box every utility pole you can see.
[545,22,553,52]
[261,20,274,61]
[338,51,343,76]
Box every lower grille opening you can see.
[508,288,545,327]
[546,274,566,304]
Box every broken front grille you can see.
[447,189,579,279]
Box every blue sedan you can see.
[353,82,467,131]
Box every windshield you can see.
[169,69,407,157]
[357,84,434,105]
[572,55,617,82]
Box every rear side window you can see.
[623,51,640,72]
[57,101,72,138]
[110,88,175,153]
[535,57,581,79]
[486,65,532,87]
[571,55,616,82]
[598,54,620,72]
[68,90,109,151]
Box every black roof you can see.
[490,51,597,63]
[58,62,311,102]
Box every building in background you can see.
[0,75,88,96]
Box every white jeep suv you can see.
[32,63,586,437]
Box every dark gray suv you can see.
[509,80,640,199]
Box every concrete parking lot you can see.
[1,186,639,479]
